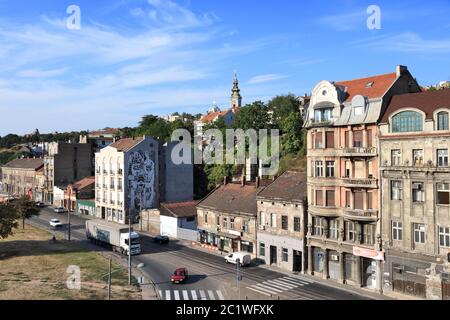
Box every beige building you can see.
[197,179,266,256]
[379,89,450,300]
[304,65,421,291]
[1,158,44,200]
[256,171,308,273]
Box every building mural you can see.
[127,150,156,210]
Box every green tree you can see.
[233,101,271,131]
[0,204,18,239]
[136,115,172,142]
[15,196,40,230]
[269,94,301,130]
[280,112,304,156]
[204,164,234,191]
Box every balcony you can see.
[341,177,378,188]
[110,170,115,175]
[343,208,378,222]
[118,169,123,175]
[309,205,341,218]
[341,147,377,157]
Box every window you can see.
[391,181,403,200]
[354,191,364,210]
[354,105,364,116]
[294,217,301,232]
[439,227,450,247]
[326,131,334,148]
[392,111,423,133]
[204,212,208,224]
[314,132,323,149]
[315,161,323,177]
[326,190,335,207]
[367,192,373,209]
[230,218,235,230]
[353,130,363,148]
[413,149,424,166]
[391,150,401,166]
[346,221,356,242]
[413,224,426,244]
[270,213,277,228]
[326,161,335,177]
[281,216,288,230]
[437,183,450,205]
[345,191,351,208]
[329,219,339,239]
[282,248,289,262]
[313,217,323,236]
[259,243,266,256]
[315,190,323,206]
[438,149,449,167]
[314,108,332,122]
[259,212,265,226]
[367,129,373,148]
[392,221,403,241]
[437,112,449,131]
[222,217,228,228]
[363,224,374,245]
[216,215,220,225]
[412,182,425,203]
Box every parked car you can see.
[35,201,45,207]
[153,235,169,244]
[170,268,188,284]
[54,207,66,214]
[49,219,63,228]
[224,252,252,266]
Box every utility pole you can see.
[67,189,71,241]
[236,258,241,300]
[108,258,112,300]
[128,210,132,286]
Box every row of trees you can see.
[0,197,40,239]
[0,131,87,149]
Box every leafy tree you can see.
[269,94,301,130]
[233,101,271,131]
[136,115,172,142]
[204,164,234,191]
[0,204,18,239]
[14,196,40,230]
[280,112,304,156]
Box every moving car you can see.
[153,235,169,244]
[171,268,188,284]
[54,207,66,214]
[224,252,252,266]
[49,219,63,228]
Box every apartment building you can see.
[256,171,308,273]
[304,65,421,291]
[95,136,159,224]
[379,89,450,300]
[197,179,267,256]
[64,176,95,212]
[1,158,44,199]
[43,142,92,204]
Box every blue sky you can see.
[0,0,449,135]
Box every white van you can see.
[224,252,252,266]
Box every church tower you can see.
[230,72,242,109]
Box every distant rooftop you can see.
[109,137,143,152]
[2,158,44,170]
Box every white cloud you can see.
[18,68,68,78]
[248,74,287,84]
[319,10,366,31]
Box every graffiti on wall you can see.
[127,150,156,210]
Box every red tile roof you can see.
[336,72,397,101]
[160,201,200,218]
[257,171,307,203]
[72,176,95,190]
[109,137,143,152]
[381,88,450,123]
[90,128,120,136]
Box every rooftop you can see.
[257,171,307,203]
[71,176,95,190]
[336,72,397,102]
[2,158,44,170]
[109,137,143,152]
[160,201,200,218]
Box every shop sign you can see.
[353,246,385,261]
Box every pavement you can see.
[29,208,378,301]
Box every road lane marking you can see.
[216,290,225,300]
[255,283,283,293]
[208,290,216,300]
[158,290,162,299]
[182,290,189,300]
[199,290,207,300]
[191,290,198,300]
[173,290,180,300]
[247,286,273,296]
[266,279,298,289]
[165,290,171,300]
[282,277,310,285]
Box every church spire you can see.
[230,71,242,108]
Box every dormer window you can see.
[366,82,374,88]
[437,111,449,131]
[314,108,332,123]
[354,105,364,116]
[392,111,423,133]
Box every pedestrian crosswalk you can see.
[159,289,225,300]
[246,276,314,297]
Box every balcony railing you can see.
[342,147,377,157]
[343,208,378,221]
[118,169,123,175]
[309,205,341,217]
[341,177,378,188]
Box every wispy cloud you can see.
[248,74,287,84]
[319,10,366,31]
[18,68,68,78]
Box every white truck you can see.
[86,219,141,255]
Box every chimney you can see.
[241,175,246,187]
[396,65,407,77]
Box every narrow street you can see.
[29,207,375,301]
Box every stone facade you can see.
[1,158,44,200]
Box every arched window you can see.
[392,111,423,133]
[437,111,449,131]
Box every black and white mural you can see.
[127,150,156,210]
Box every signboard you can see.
[228,230,241,236]
[353,246,385,261]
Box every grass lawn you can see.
[0,225,141,300]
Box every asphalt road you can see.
[30,208,372,301]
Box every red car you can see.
[171,268,188,284]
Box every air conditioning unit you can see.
[330,254,339,262]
